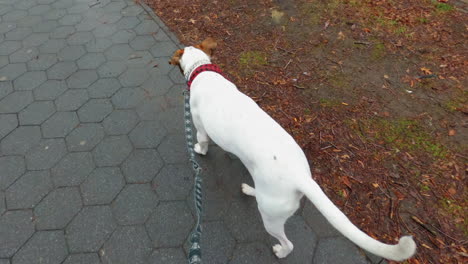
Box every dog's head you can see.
[168,37,217,73]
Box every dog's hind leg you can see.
[260,211,294,258]
[241,183,255,196]
[194,131,209,155]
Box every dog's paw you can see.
[194,143,207,155]
[241,183,255,196]
[272,244,290,258]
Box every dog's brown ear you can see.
[196,37,217,57]
[168,49,184,65]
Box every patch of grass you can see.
[319,98,341,107]
[238,51,268,68]
[395,26,407,34]
[371,43,386,60]
[434,1,454,12]
[443,91,468,112]
[352,118,448,158]
[420,184,431,192]
[418,17,429,24]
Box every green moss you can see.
[418,17,429,24]
[238,51,268,68]
[352,118,448,158]
[420,184,431,192]
[395,26,407,34]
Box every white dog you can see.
[169,38,416,261]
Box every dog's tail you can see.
[299,180,416,261]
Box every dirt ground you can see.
[145,0,467,263]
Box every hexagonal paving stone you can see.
[0,81,13,100]
[67,70,98,88]
[148,248,186,264]
[118,68,149,87]
[128,121,166,148]
[87,78,121,98]
[28,4,51,16]
[9,47,39,63]
[112,184,158,225]
[134,20,158,35]
[13,71,47,91]
[224,200,269,242]
[63,253,100,264]
[5,27,32,41]
[116,16,140,30]
[126,50,154,68]
[23,32,49,47]
[3,10,27,22]
[101,226,152,264]
[92,135,132,166]
[121,149,163,183]
[28,53,58,71]
[55,89,89,111]
[66,123,105,152]
[141,74,174,97]
[149,56,172,75]
[121,5,143,17]
[85,38,113,53]
[44,8,67,21]
[58,45,86,61]
[0,57,8,69]
[47,61,78,80]
[146,201,193,248]
[12,231,68,264]
[50,25,76,39]
[0,191,5,215]
[66,205,117,253]
[0,63,27,81]
[157,134,188,164]
[25,138,67,170]
[104,44,133,61]
[5,170,52,209]
[93,24,117,38]
[302,202,340,238]
[98,61,127,78]
[39,39,67,53]
[67,31,94,46]
[77,53,106,69]
[33,20,58,33]
[78,99,113,122]
[111,87,146,109]
[150,41,177,58]
[34,80,67,100]
[80,167,125,205]
[0,114,17,139]
[41,111,79,138]
[18,101,55,125]
[0,41,21,56]
[0,156,25,191]
[51,152,95,187]
[0,211,35,258]
[34,187,82,230]
[197,221,236,263]
[134,96,168,121]
[229,242,279,264]
[130,35,155,51]
[16,16,42,28]
[153,164,192,200]
[103,109,139,135]
[59,14,82,26]
[169,67,186,84]
[1,126,41,155]
[313,236,368,264]
[111,29,136,44]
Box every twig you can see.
[293,84,305,89]
[411,215,437,236]
[354,41,371,45]
[283,59,292,69]
[277,47,295,54]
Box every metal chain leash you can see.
[184,90,203,264]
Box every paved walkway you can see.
[0,0,385,263]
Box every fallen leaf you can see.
[372,183,379,188]
[421,67,432,74]
[338,31,345,40]
[448,129,456,136]
[448,187,456,195]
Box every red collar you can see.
[187,64,226,90]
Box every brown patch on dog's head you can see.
[194,37,217,57]
[168,49,184,65]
